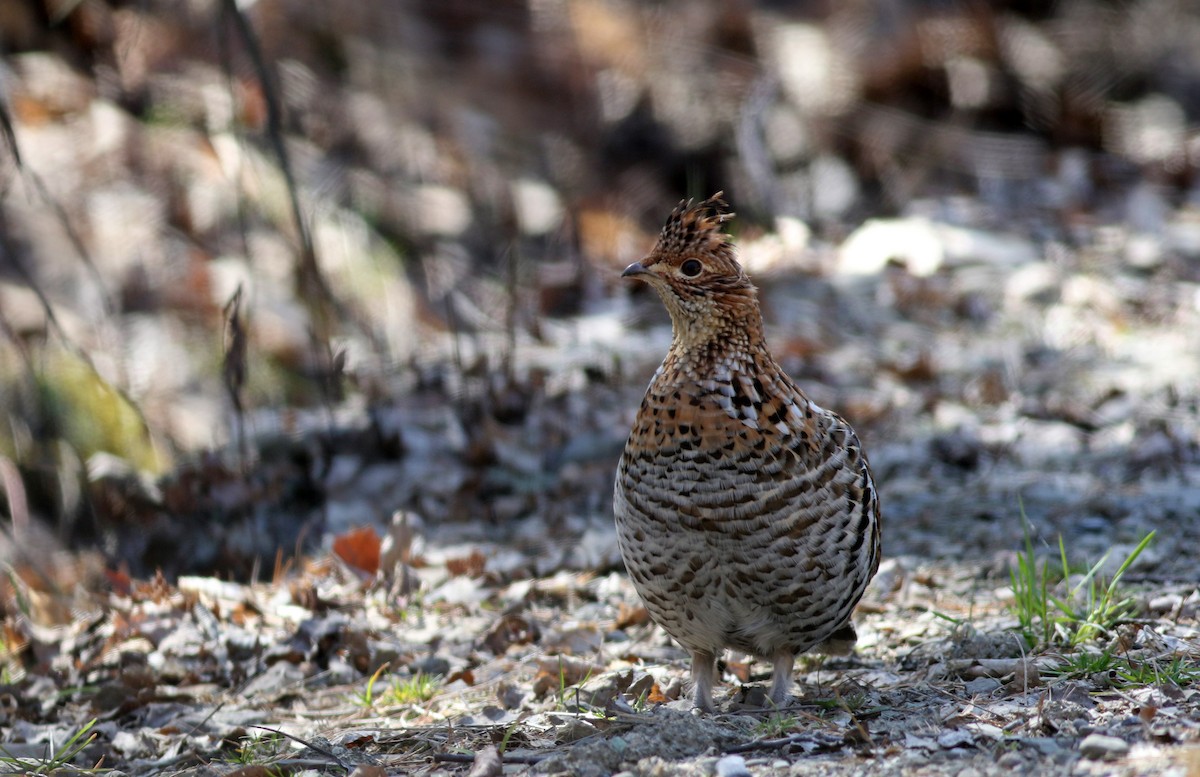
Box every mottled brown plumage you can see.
[614,193,881,712]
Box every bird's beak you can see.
[622,261,649,278]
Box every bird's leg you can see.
[768,652,794,707]
[691,650,717,713]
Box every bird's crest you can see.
[655,192,735,261]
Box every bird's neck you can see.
[665,303,769,380]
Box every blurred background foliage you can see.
[1,0,1199,575]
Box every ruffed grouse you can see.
[614,193,881,712]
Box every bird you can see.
[613,192,881,712]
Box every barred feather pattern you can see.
[614,194,881,711]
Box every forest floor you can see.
[21,544,1200,777]
[10,225,1200,776]
[3,5,1200,773]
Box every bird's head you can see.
[622,192,759,345]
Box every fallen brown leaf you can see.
[482,613,540,654]
[615,602,650,629]
[726,660,751,683]
[532,655,605,698]
[446,549,488,578]
[332,526,381,575]
[645,682,671,704]
[348,766,388,777]
[447,668,476,686]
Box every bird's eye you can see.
[680,259,703,277]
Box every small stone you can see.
[937,729,975,748]
[1074,515,1111,533]
[996,751,1024,769]
[1148,593,1183,613]
[905,733,938,751]
[715,754,751,777]
[410,655,451,677]
[1079,733,1129,760]
[964,677,1002,695]
[242,661,305,699]
[1025,737,1062,755]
